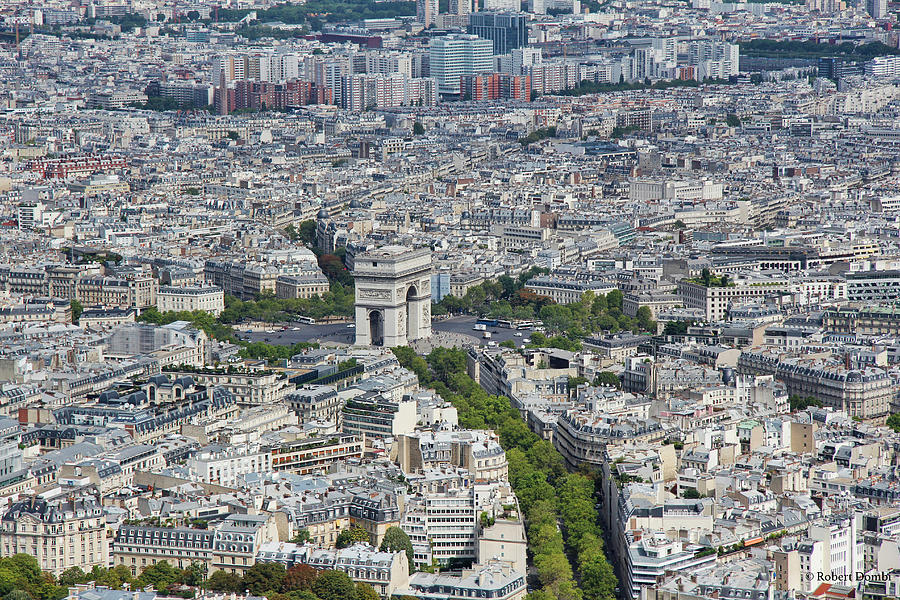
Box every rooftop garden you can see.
[685,268,736,288]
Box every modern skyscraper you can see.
[467,12,529,56]
[417,0,439,27]
[482,0,520,10]
[449,0,472,15]
[866,0,886,18]
[429,34,494,95]
[687,39,740,80]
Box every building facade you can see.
[429,35,494,95]
[157,285,225,315]
[0,494,108,575]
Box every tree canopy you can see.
[335,526,370,548]
[392,347,618,599]
[380,526,414,571]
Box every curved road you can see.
[239,316,533,348]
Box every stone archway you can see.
[369,310,384,347]
[352,246,432,347]
[406,285,419,341]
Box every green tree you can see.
[335,526,369,548]
[206,571,243,593]
[887,413,900,432]
[789,395,822,411]
[183,562,207,587]
[311,571,356,600]
[380,526,414,571]
[535,551,574,587]
[290,529,311,544]
[427,346,467,383]
[70,299,84,323]
[663,320,693,336]
[606,289,623,311]
[725,113,741,127]
[593,372,621,389]
[682,488,702,499]
[242,562,286,595]
[91,565,133,589]
[526,440,566,482]
[0,555,51,600]
[413,121,425,135]
[635,306,656,332]
[567,376,589,393]
[526,591,557,600]
[135,562,182,591]
[58,567,87,587]
[355,582,380,600]
[298,220,317,247]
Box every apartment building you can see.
[280,486,402,549]
[340,74,437,109]
[393,430,508,482]
[187,445,271,488]
[629,179,724,202]
[268,434,363,475]
[105,322,209,368]
[737,350,893,418]
[53,377,238,443]
[0,493,108,575]
[257,542,410,597]
[5,267,49,295]
[824,306,900,337]
[677,279,788,321]
[287,385,343,425]
[846,270,900,302]
[157,285,225,315]
[807,515,861,578]
[498,225,549,250]
[114,525,214,575]
[524,276,616,304]
[628,534,717,598]
[342,394,417,440]
[429,35,493,95]
[460,73,531,101]
[112,514,278,576]
[76,275,158,309]
[275,274,330,300]
[400,559,527,600]
[403,486,478,568]
[554,410,666,468]
[165,368,289,407]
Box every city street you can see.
[238,315,533,347]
